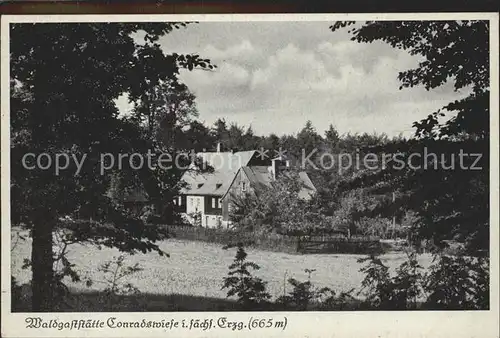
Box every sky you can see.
[117,21,469,138]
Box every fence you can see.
[164,225,386,255]
[164,225,298,253]
[297,236,385,255]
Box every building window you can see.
[177,195,187,213]
[242,182,247,192]
[218,198,222,208]
[211,197,216,209]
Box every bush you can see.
[357,252,489,310]
[357,252,425,310]
[84,254,143,310]
[423,255,489,310]
[222,242,271,310]
[276,269,356,311]
[276,276,316,310]
[357,255,394,309]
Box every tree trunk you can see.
[31,219,54,311]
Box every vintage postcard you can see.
[1,13,499,338]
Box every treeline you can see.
[176,117,411,240]
[178,117,397,158]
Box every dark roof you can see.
[224,166,317,200]
[241,166,273,190]
[179,150,257,196]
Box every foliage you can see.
[229,171,330,235]
[330,21,490,256]
[221,242,271,310]
[87,255,143,296]
[424,255,489,310]
[11,276,24,311]
[324,124,340,150]
[19,227,87,309]
[390,252,426,309]
[182,120,217,152]
[358,252,425,310]
[276,268,316,310]
[331,21,489,139]
[187,211,202,227]
[276,268,355,311]
[10,22,214,310]
[79,254,143,311]
[296,120,324,161]
[51,229,83,303]
[355,216,392,238]
[277,277,315,310]
[357,255,393,309]
[357,251,488,310]
[11,230,27,253]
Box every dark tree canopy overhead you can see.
[330,21,490,255]
[10,22,214,311]
[331,21,489,139]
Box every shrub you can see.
[389,251,425,309]
[84,254,143,310]
[357,255,394,309]
[423,255,489,310]
[277,277,316,310]
[357,251,488,310]
[276,269,355,311]
[222,242,271,310]
[357,251,425,310]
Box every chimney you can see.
[216,142,221,152]
[271,158,290,180]
[271,159,277,180]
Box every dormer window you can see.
[216,183,222,189]
[197,183,204,188]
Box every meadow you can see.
[11,230,433,311]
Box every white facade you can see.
[183,195,225,228]
[186,195,204,215]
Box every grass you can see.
[167,225,387,254]
[13,284,240,312]
[11,229,434,311]
[167,225,300,254]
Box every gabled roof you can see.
[297,171,316,200]
[241,166,273,190]
[222,166,317,200]
[179,150,257,196]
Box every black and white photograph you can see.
[1,12,499,338]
